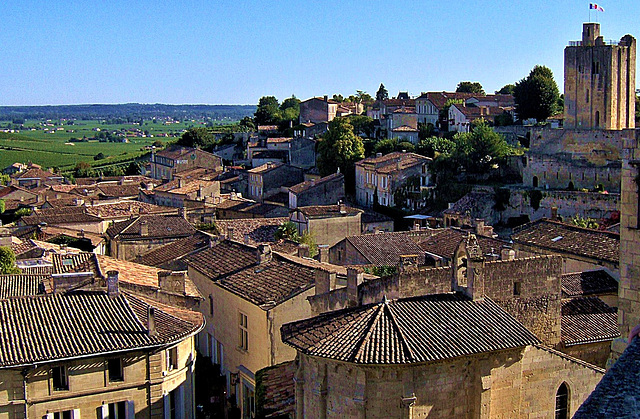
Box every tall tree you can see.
[513,65,560,122]
[279,96,301,123]
[496,84,515,95]
[254,96,281,125]
[376,83,389,101]
[0,247,19,274]
[317,118,365,192]
[177,127,216,149]
[456,82,485,95]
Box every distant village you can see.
[0,22,637,419]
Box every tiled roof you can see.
[154,179,217,195]
[574,336,640,418]
[248,162,284,174]
[266,137,292,144]
[216,200,288,217]
[52,253,99,275]
[443,191,494,215]
[106,215,195,240]
[391,125,418,132]
[296,205,362,218]
[0,292,203,367]
[511,219,619,264]
[361,209,394,224]
[21,212,102,226]
[0,274,50,298]
[256,361,296,419]
[216,253,316,306]
[155,145,197,160]
[95,184,141,197]
[20,265,52,275]
[418,228,507,260]
[561,297,619,346]
[136,233,211,268]
[216,218,289,245]
[281,293,540,364]
[561,269,618,297]
[12,168,62,180]
[425,92,479,109]
[289,173,343,195]
[346,232,426,266]
[356,152,431,174]
[186,240,258,279]
[96,254,201,298]
[85,201,171,219]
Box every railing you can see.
[568,39,621,47]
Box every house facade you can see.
[148,146,223,181]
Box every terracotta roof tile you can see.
[346,232,426,266]
[256,361,296,419]
[418,228,507,260]
[106,215,195,240]
[0,274,50,298]
[281,294,540,364]
[216,218,289,245]
[297,205,362,218]
[511,219,619,264]
[136,233,212,268]
[289,173,343,195]
[186,240,258,279]
[561,297,619,346]
[561,270,618,297]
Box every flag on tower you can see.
[590,3,604,12]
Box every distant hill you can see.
[0,103,256,121]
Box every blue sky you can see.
[0,1,637,106]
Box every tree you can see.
[376,83,389,101]
[513,65,560,122]
[332,94,344,102]
[125,161,140,176]
[177,127,215,149]
[571,214,599,229]
[0,247,20,274]
[496,84,515,95]
[465,120,511,173]
[94,152,106,161]
[456,82,485,95]
[254,96,281,125]
[346,115,374,138]
[0,199,4,214]
[317,118,365,191]
[275,221,300,242]
[416,136,456,158]
[374,139,398,155]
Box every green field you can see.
[0,119,207,172]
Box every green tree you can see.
[376,83,389,101]
[125,161,140,176]
[374,139,398,155]
[346,115,375,138]
[317,118,365,191]
[275,221,300,242]
[0,199,4,214]
[332,94,344,102]
[238,116,256,132]
[513,65,560,122]
[465,120,511,173]
[496,84,515,95]
[456,82,485,95]
[254,96,281,125]
[571,214,599,230]
[177,127,216,149]
[94,152,106,161]
[416,136,456,158]
[0,247,20,274]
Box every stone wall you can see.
[295,344,604,419]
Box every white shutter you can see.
[71,409,81,419]
[99,405,109,419]
[45,414,54,419]
[126,401,135,419]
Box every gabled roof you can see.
[561,269,618,297]
[561,297,619,346]
[511,219,619,264]
[289,173,344,195]
[215,217,289,245]
[106,215,195,240]
[0,292,203,368]
[186,240,259,280]
[281,293,540,364]
[136,233,212,268]
[248,162,284,174]
[95,184,140,198]
[11,168,63,180]
[296,205,362,218]
[345,232,425,266]
[356,152,431,174]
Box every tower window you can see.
[555,382,569,419]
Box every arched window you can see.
[532,176,539,188]
[555,382,569,419]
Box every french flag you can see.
[590,3,604,12]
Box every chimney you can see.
[158,271,186,294]
[140,220,149,236]
[178,207,188,220]
[500,246,516,261]
[338,201,346,214]
[147,306,158,336]
[347,268,362,306]
[227,226,235,241]
[298,243,310,258]
[475,219,485,236]
[106,270,119,297]
[323,95,328,102]
[78,229,85,238]
[550,206,558,221]
[256,244,272,264]
[315,245,327,263]
[244,233,250,245]
[314,269,336,295]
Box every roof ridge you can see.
[351,303,386,363]
[384,300,416,362]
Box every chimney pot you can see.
[347,268,361,306]
[227,226,235,241]
[314,269,336,295]
[551,206,558,221]
[256,244,272,264]
[298,243,310,258]
[106,270,119,297]
[147,306,158,336]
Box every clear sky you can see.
[0,1,637,106]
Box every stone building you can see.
[147,145,223,181]
[355,152,432,209]
[289,204,362,247]
[288,173,345,210]
[0,259,204,419]
[564,23,636,130]
[299,97,339,124]
[282,237,606,418]
[247,162,304,202]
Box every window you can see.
[169,389,177,419]
[52,366,68,391]
[99,401,134,419]
[209,295,214,317]
[166,347,178,371]
[242,381,256,419]
[239,312,248,351]
[108,358,124,382]
[513,281,521,296]
[50,410,73,419]
[555,382,569,419]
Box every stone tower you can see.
[613,136,640,361]
[564,23,636,130]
